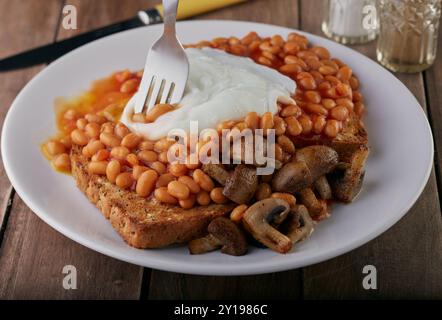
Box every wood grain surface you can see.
[0,0,441,300]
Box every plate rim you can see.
[1,20,435,275]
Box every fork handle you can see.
[162,0,179,35]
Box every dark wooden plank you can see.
[300,0,442,299]
[0,0,63,240]
[424,31,442,211]
[147,0,303,300]
[0,0,152,299]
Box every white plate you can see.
[1,21,434,276]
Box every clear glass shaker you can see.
[377,0,442,73]
[322,0,379,44]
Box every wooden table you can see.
[1,0,441,300]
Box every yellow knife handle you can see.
[156,0,246,20]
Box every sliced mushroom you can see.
[314,176,332,200]
[272,146,338,194]
[329,146,369,202]
[295,145,339,181]
[297,188,325,217]
[202,163,230,186]
[208,217,248,256]
[223,165,258,204]
[242,198,293,253]
[285,205,315,244]
[188,234,222,255]
[188,217,248,256]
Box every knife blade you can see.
[0,0,246,72]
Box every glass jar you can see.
[377,0,442,73]
[322,0,379,44]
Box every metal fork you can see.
[134,0,189,114]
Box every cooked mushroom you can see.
[242,198,293,253]
[188,234,222,255]
[295,145,339,181]
[188,217,248,256]
[202,163,230,186]
[314,176,332,200]
[272,146,338,194]
[297,188,325,217]
[223,165,258,204]
[208,217,248,256]
[285,205,315,244]
[328,146,369,202]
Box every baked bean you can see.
[154,138,175,152]
[260,112,274,135]
[100,132,121,147]
[71,129,89,146]
[313,115,327,134]
[145,104,174,123]
[138,150,158,164]
[178,176,200,194]
[354,102,365,117]
[193,169,215,192]
[257,56,272,66]
[279,63,302,74]
[322,98,336,110]
[319,65,337,75]
[248,39,261,51]
[273,116,287,136]
[53,153,71,172]
[337,66,352,82]
[324,120,341,138]
[155,187,178,205]
[158,151,169,163]
[136,170,158,197]
[262,50,276,61]
[255,183,272,201]
[126,153,139,167]
[120,78,139,93]
[149,161,167,174]
[311,46,330,60]
[115,70,132,83]
[271,34,284,47]
[336,83,351,97]
[121,133,141,149]
[139,140,155,151]
[272,193,297,208]
[230,204,248,222]
[305,91,322,104]
[133,165,149,180]
[297,50,319,61]
[259,41,280,54]
[210,188,228,204]
[106,160,121,183]
[310,70,325,83]
[353,91,363,102]
[283,41,300,55]
[241,32,258,45]
[336,98,354,110]
[349,76,359,90]
[230,44,247,56]
[82,146,91,157]
[85,114,105,124]
[245,112,259,130]
[299,77,317,90]
[115,123,130,138]
[59,136,72,149]
[281,105,302,118]
[46,141,66,156]
[101,122,115,134]
[274,143,284,162]
[64,109,78,120]
[132,113,147,123]
[111,146,130,160]
[84,140,102,158]
[179,194,196,209]
[318,81,332,91]
[217,120,236,132]
[85,122,101,138]
[234,122,248,131]
[88,161,108,175]
[305,103,328,116]
[277,135,296,154]
[76,118,88,130]
[330,105,349,121]
[285,116,303,136]
[168,181,190,200]
[169,163,188,177]
[156,173,176,188]
[305,58,323,70]
[116,172,133,189]
[298,115,313,135]
[92,149,110,162]
[196,190,211,206]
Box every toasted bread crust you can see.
[70,146,234,248]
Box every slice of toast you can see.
[70,146,234,249]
